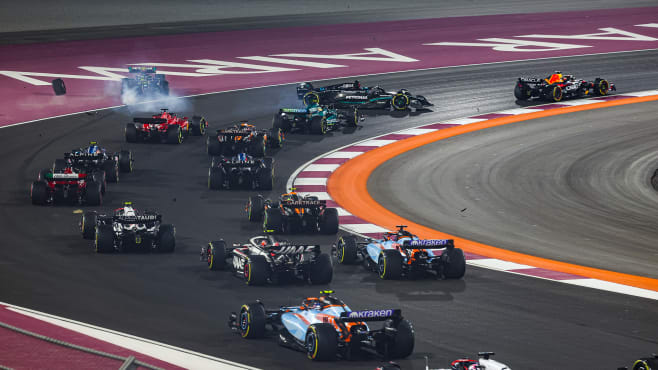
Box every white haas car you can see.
[200,235,333,286]
[377,352,510,370]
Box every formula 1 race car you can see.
[208,153,274,190]
[31,162,104,206]
[126,109,207,144]
[272,104,362,135]
[514,71,615,102]
[620,354,658,370]
[60,142,133,183]
[334,226,466,280]
[120,66,169,98]
[207,121,283,157]
[228,290,414,361]
[297,80,433,111]
[200,235,333,285]
[246,191,339,234]
[431,352,511,370]
[80,202,175,253]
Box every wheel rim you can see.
[378,254,386,277]
[207,248,213,267]
[244,262,250,281]
[305,331,317,358]
[240,310,250,337]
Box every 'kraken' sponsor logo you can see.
[348,309,393,319]
[409,239,451,247]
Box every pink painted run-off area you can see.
[2,7,658,126]
[0,305,183,369]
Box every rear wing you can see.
[217,129,256,138]
[518,77,543,84]
[279,108,309,115]
[219,159,260,168]
[133,117,168,124]
[339,309,402,322]
[46,172,86,180]
[99,214,161,224]
[269,244,320,255]
[128,66,157,74]
[402,239,454,249]
[280,200,326,208]
[64,152,104,161]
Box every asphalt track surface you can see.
[370,101,658,280]
[2,48,658,369]
[1,0,655,38]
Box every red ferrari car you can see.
[125,109,208,144]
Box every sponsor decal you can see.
[409,239,451,247]
[273,245,317,254]
[348,309,394,319]
[284,200,323,207]
[344,95,368,100]
[281,108,308,113]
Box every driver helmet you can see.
[236,153,249,162]
[353,80,360,89]
[120,202,136,216]
[303,298,322,310]
[385,232,398,242]
[238,121,252,129]
[87,142,101,154]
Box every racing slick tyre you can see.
[166,125,183,144]
[30,181,47,205]
[52,78,66,96]
[263,208,284,233]
[336,235,358,264]
[207,136,223,156]
[633,357,658,370]
[207,240,226,270]
[345,108,359,127]
[249,135,266,157]
[514,84,531,100]
[247,195,265,222]
[310,116,327,135]
[208,167,224,190]
[548,85,563,102]
[103,160,119,183]
[391,93,410,110]
[303,92,320,106]
[53,158,67,172]
[257,167,274,191]
[269,127,283,148]
[190,116,207,136]
[95,225,114,253]
[309,253,333,285]
[157,224,176,253]
[244,255,269,285]
[272,114,291,132]
[443,248,466,279]
[85,181,102,206]
[81,212,97,239]
[38,168,50,181]
[118,150,133,173]
[305,323,338,361]
[385,319,415,359]
[319,208,339,234]
[238,302,266,339]
[378,250,403,280]
[594,78,610,96]
[125,123,138,143]
[91,171,107,194]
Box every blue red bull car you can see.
[514,71,615,102]
[333,226,465,280]
[228,290,414,361]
